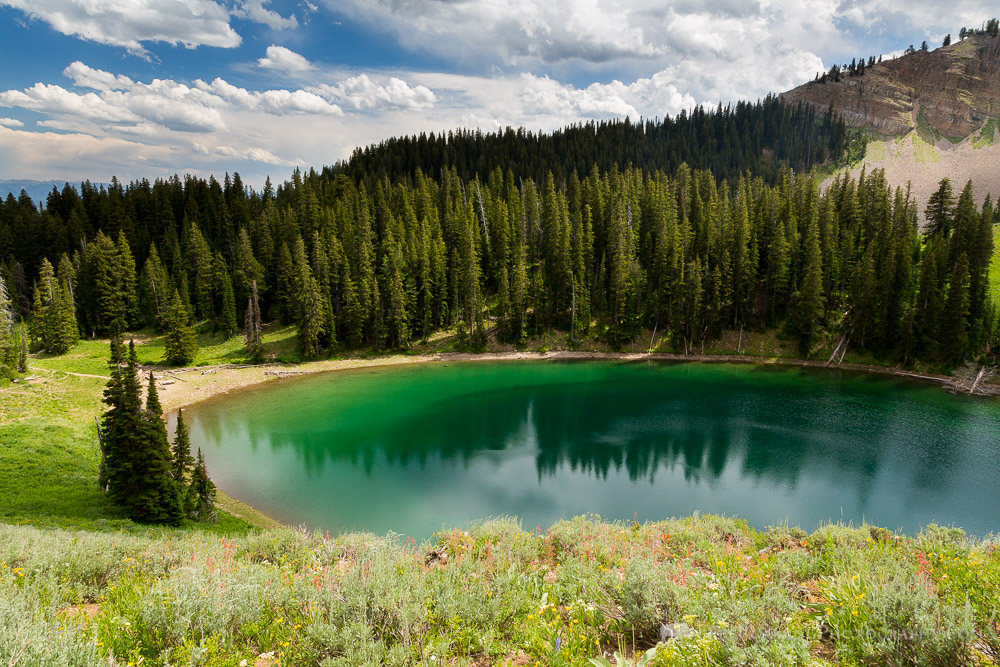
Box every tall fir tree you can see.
[189,449,217,521]
[244,279,264,362]
[164,289,197,365]
[219,271,237,339]
[100,342,181,523]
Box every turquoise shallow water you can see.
[176,361,1000,538]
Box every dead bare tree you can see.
[945,362,999,396]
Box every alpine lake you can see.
[174,361,1000,539]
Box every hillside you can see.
[782,35,1000,140]
[781,33,1000,208]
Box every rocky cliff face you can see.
[781,36,1000,138]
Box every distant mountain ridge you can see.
[1,180,69,205]
[2,180,115,209]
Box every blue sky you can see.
[0,0,995,187]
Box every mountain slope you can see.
[781,35,1000,139]
[782,34,1000,211]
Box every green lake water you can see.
[177,361,1000,538]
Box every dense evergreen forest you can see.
[0,97,997,374]
[336,96,853,186]
[0,155,996,372]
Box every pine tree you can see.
[787,217,825,356]
[382,230,409,348]
[0,273,14,377]
[30,258,56,348]
[219,271,237,339]
[275,243,295,322]
[939,253,971,363]
[135,373,184,524]
[171,408,194,484]
[244,279,264,362]
[925,179,954,236]
[49,281,78,354]
[88,231,127,335]
[116,232,139,328]
[141,243,172,327]
[186,220,215,321]
[189,449,217,521]
[164,289,197,365]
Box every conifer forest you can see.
[0,102,996,378]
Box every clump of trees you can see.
[959,18,1000,40]
[0,273,28,378]
[99,339,215,524]
[815,55,881,84]
[29,258,77,353]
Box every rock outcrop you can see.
[781,36,1000,139]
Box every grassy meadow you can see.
[1,516,998,666]
[1,323,305,532]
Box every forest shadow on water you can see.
[180,361,1000,539]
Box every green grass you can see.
[1,334,259,533]
[864,138,886,163]
[916,106,942,145]
[0,516,996,666]
[912,132,941,164]
[974,118,997,149]
[0,374,251,534]
[30,323,302,377]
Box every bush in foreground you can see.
[0,516,996,666]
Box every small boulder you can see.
[659,622,695,642]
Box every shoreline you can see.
[154,349,958,415]
[147,349,979,531]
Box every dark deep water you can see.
[177,361,1000,538]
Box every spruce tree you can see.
[116,232,139,328]
[925,179,955,236]
[30,258,56,348]
[142,243,172,328]
[171,408,194,484]
[49,281,78,354]
[243,279,264,363]
[164,289,197,365]
[135,373,184,524]
[189,449,217,521]
[788,217,825,356]
[101,350,184,524]
[89,231,127,335]
[939,253,971,363]
[219,271,237,339]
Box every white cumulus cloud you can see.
[258,45,314,72]
[0,117,24,127]
[233,0,298,30]
[0,0,241,53]
[311,74,436,110]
